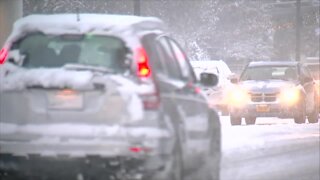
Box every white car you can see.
[190,60,235,115]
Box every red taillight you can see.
[129,147,142,153]
[129,147,152,153]
[136,47,151,78]
[0,47,8,64]
[135,47,160,109]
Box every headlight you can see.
[279,87,300,106]
[227,88,250,107]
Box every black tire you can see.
[245,117,256,125]
[307,99,319,123]
[294,101,306,124]
[230,115,241,126]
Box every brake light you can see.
[136,47,151,78]
[129,147,152,153]
[57,89,77,96]
[0,47,8,64]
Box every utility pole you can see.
[134,0,141,16]
[295,0,301,62]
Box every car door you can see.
[164,37,212,166]
[142,34,212,167]
[165,37,210,131]
[300,65,316,114]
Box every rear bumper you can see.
[0,115,174,180]
[230,103,300,118]
[0,153,171,180]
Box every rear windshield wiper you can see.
[63,63,114,74]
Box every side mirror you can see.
[200,72,218,87]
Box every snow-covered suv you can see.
[229,61,319,125]
[0,14,220,180]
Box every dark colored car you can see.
[228,61,319,125]
[0,14,220,180]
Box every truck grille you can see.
[250,93,278,102]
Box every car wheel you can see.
[245,117,256,125]
[230,115,241,126]
[294,101,306,124]
[307,99,319,123]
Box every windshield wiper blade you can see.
[63,63,113,73]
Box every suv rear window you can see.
[15,33,129,73]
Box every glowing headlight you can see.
[279,87,300,106]
[227,88,250,107]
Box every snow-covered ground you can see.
[219,116,320,180]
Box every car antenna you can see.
[76,7,80,22]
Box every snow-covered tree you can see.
[23,0,318,61]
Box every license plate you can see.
[256,104,270,112]
[47,91,83,110]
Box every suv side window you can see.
[155,36,181,79]
[167,38,196,83]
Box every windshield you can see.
[240,65,298,81]
[16,33,129,73]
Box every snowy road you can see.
[220,116,320,180]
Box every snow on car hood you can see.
[240,80,296,94]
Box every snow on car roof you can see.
[248,61,298,67]
[6,13,165,48]
[190,60,233,76]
